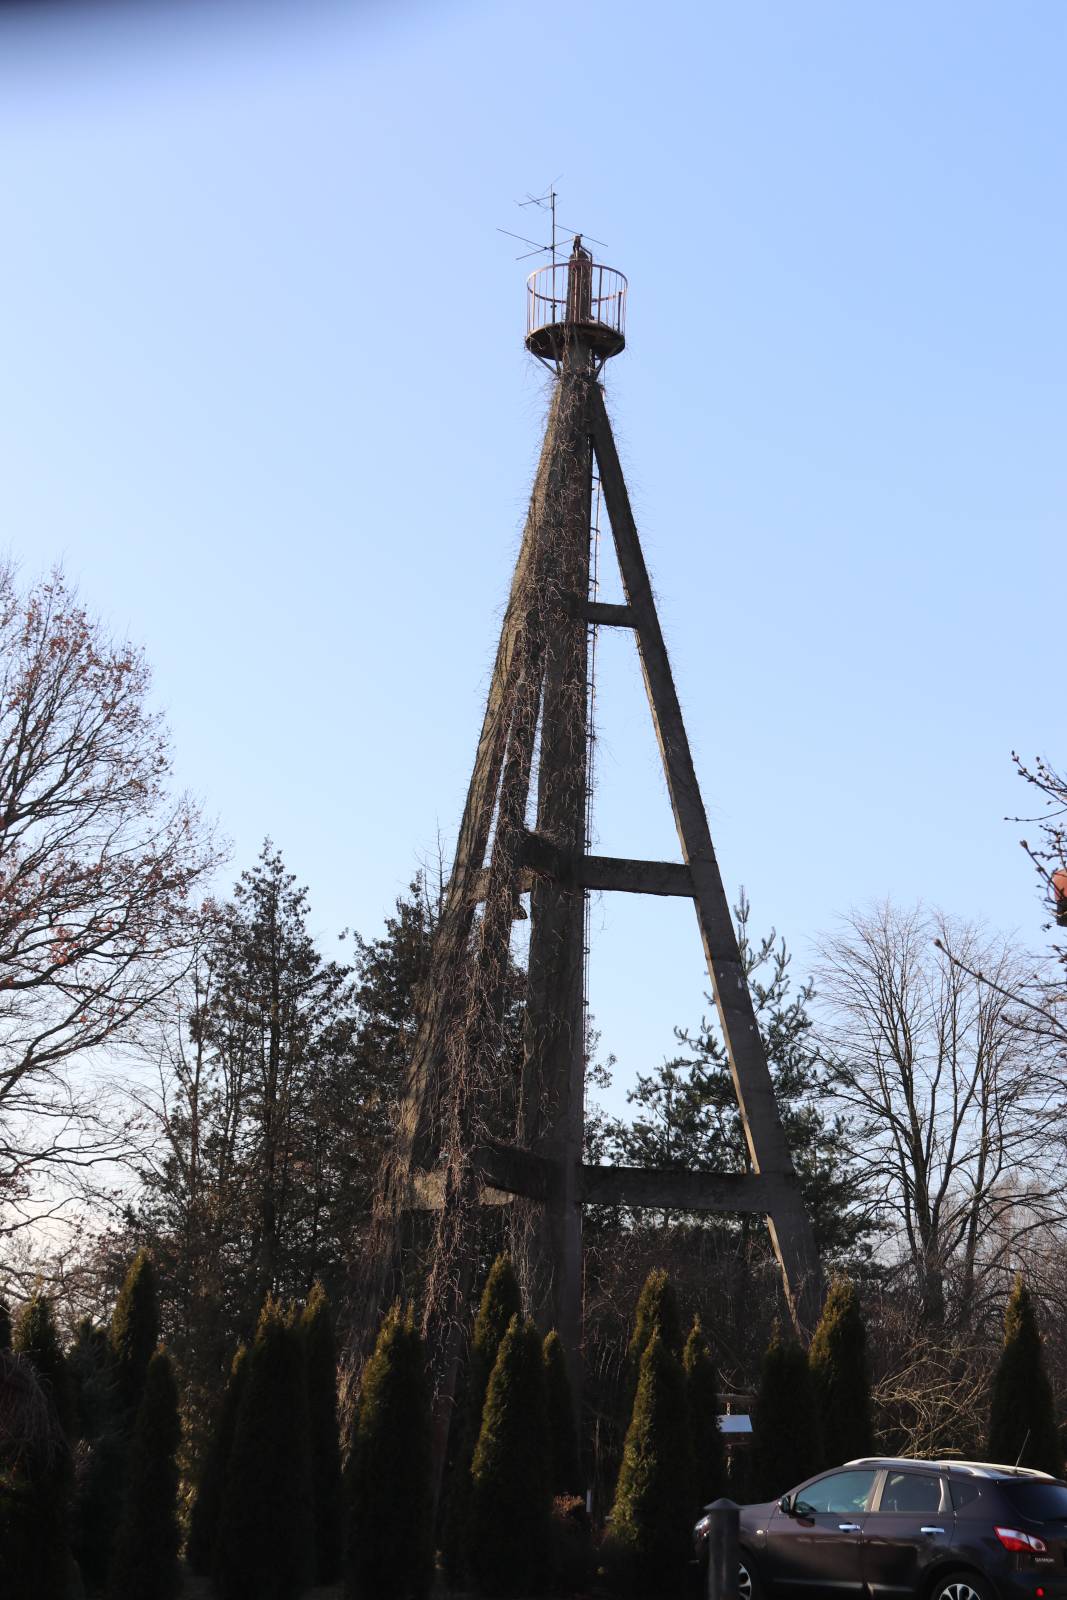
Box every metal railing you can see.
[526,259,627,344]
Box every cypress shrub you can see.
[626,1269,683,1398]
[467,1315,551,1597]
[441,1251,522,1581]
[187,1342,249,1575]
[750,1326,821,1501]
[13,1291,73,1437]
[69,1316,115,1442]
[107,1349,181,1600]
[684,1316,725,1508]
[543,1329,583,1497]
[215,1298,315,1600]
[0,1296,11,1351]
[608,1328,696,1599]
[0,1348,72,1600]
[808,1279,873,1469]
[346,1303,433,1600]
[73,1427,127,1594]
[301,1281,344,1583]
[110,1251,159,1421]
[69,1318,127,1592]
[988,1278,1062,1476]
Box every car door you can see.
[761,1468,879,1593]
[862,1468,952,1598]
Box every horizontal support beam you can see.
[477,1140,559,1202]
[573,599,635,627]
[405,1142,560,1210]
[407,1171,514,1210]
[579,1165,791,1214]
[521,832,692,897]
[581,853,692,897]
[409,1151,794,1217]
[469,835,693,903]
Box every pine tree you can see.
[684,1316,725,1508]
[750,1326,821,1501]
[215,1299,315,1600]
[302,1280,343,1583]
[609,1328,696,1598]
[107,1349,181,1600]
[627,1269,683,1385]
[13,1291,73,1437]
[442,1252,522,1582]
[988,1278,1062,1476]
[110,1251,159,1420]
[808,1278,873,1468]
[467,1315,551,1597]
[346,1303,433,1600]
[543,1330,583,1497]
[187,1342,249,1575]
[0,1296,11,1351]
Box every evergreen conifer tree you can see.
[110,1251,159,1420]
[684,1316,725,1508]
[470,1253,523,1398]
[187,1342,249,1575]
[0,1347,72,1600]
[68,1316,127,1591]
[346,1303,433,1600]
[609,1328,696,1598]
[301,1280,343,1583]
[988,1278,1062,1476]
[626,1269,683,1398]
[0,1296,11,1351]
[441,1251,522,1581]
[107,1349,181,1600]
[0,1451,71,1596]
[808,1279,873,1468]
[467,1315,551,1597]
[543,1330,583,1497]
[13,1291,73,1436]
[215,1299,315,1600]
[750,1326,821,1501]
[68,1317,115,1441]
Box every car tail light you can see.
[995,1526,1048,1554]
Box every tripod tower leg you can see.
[520,351,595,1364]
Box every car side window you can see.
[794,1470,879,1516]
[877,1472,943,1515]
[949,1479,983,1512]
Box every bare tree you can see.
[0,565,220,1231]
[816,903,1063,1328]
[1014,751,1067,957]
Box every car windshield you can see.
[1000,1482,1067,1522]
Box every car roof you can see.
[844,1457,1058,1481]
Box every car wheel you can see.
[929,1572,994,1600]
[738,1556,763,1600]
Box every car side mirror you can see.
[778,1494,793,1515]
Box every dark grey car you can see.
[693,1457,1067,1599]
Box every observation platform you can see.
[525,240,627,364]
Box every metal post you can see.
[706,1498,740,1600]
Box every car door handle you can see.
[921,1527,945,1536]
[838,1523,862,1532]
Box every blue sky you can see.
[1,0,1063,1111]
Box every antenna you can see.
[497,184,608,264]
[1014,1428,1031,1470]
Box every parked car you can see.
[693,1457,1067,1599]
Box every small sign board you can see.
[718,1414,753,1434]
